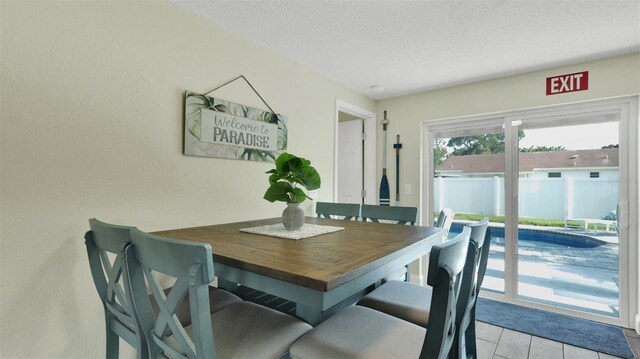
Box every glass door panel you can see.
[433,126,506,294]
[516,120,620,317]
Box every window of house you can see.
[590,172,600,178]
[548,172,561,178]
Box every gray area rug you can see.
[476,297,634,358]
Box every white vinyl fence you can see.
[434,177,618,220]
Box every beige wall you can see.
[377,54,639,209]
[0,2,374,357]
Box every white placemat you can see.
[239,223,344,240]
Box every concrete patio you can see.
[480,227,619,317]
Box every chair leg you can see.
[149,348,163,359]
[134,333,148,359]
[464,307,478,359]
[105,323,120,359]
[450,316,470,359]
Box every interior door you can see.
[338,119,364,204]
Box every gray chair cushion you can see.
[206,287,243,313]
[150,286,241,327]
[171,301,312,358]
[290,306,425,359]
[357,280,432,327]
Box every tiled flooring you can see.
[237,278,638,359]
[476,321,637,359]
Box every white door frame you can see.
[335,100,377,204]
[420,95,638,328]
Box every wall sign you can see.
[546,71,589,95]
[184,90,287,162]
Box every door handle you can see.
[617,201,629,230]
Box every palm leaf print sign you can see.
[184,91,288,162]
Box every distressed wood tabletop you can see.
[153,217,442,292]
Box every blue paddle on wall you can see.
[379,111,390,206]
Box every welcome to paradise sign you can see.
[184,91,287,162]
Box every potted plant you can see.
[264,152,321,230]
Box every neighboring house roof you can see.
[437,148,619,174]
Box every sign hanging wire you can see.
[204,75,277,115]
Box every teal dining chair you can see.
[360,204,418,225]
[435,208,454,228]
[435,208,455,239]
[290,227,471,359]
[360,204,419,281]
[85,219,241,358]
[451,220,490,359]
[356,218,490,359]
[464,226,494,358]
[126,229,312,359]
[315,202,361,220]
[85,219,146,358]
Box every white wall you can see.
[0,2,375,357]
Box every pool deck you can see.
[453,221,620,318]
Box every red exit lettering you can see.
[546,71,589,95]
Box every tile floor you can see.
[476,321,637,359]
[242,283,639,358]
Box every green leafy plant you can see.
[264,153,321,203]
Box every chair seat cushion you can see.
[151,286,241,327]
[357,280,432,327]
[169,301,312,358]
[290,306,425,359]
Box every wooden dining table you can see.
[153,217,443,325]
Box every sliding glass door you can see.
[429,119,507,294]
[423,97,637,326]
[514,116,621,318]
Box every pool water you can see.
[449,223,607,249]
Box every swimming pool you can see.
[449,222,608,249]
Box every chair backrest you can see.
[127,229,216,359]
[361,204,418,225]
[420,227,470,359]
[452,218,489,358]
[85,218,146,356]
[434,208,455,235]
[476,227,493,294]
[315,202,360,220]
[462,227,494,358]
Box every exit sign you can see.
[546,71,589,95]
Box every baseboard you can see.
[635,313,640,335]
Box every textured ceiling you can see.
[170,0,640,100]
